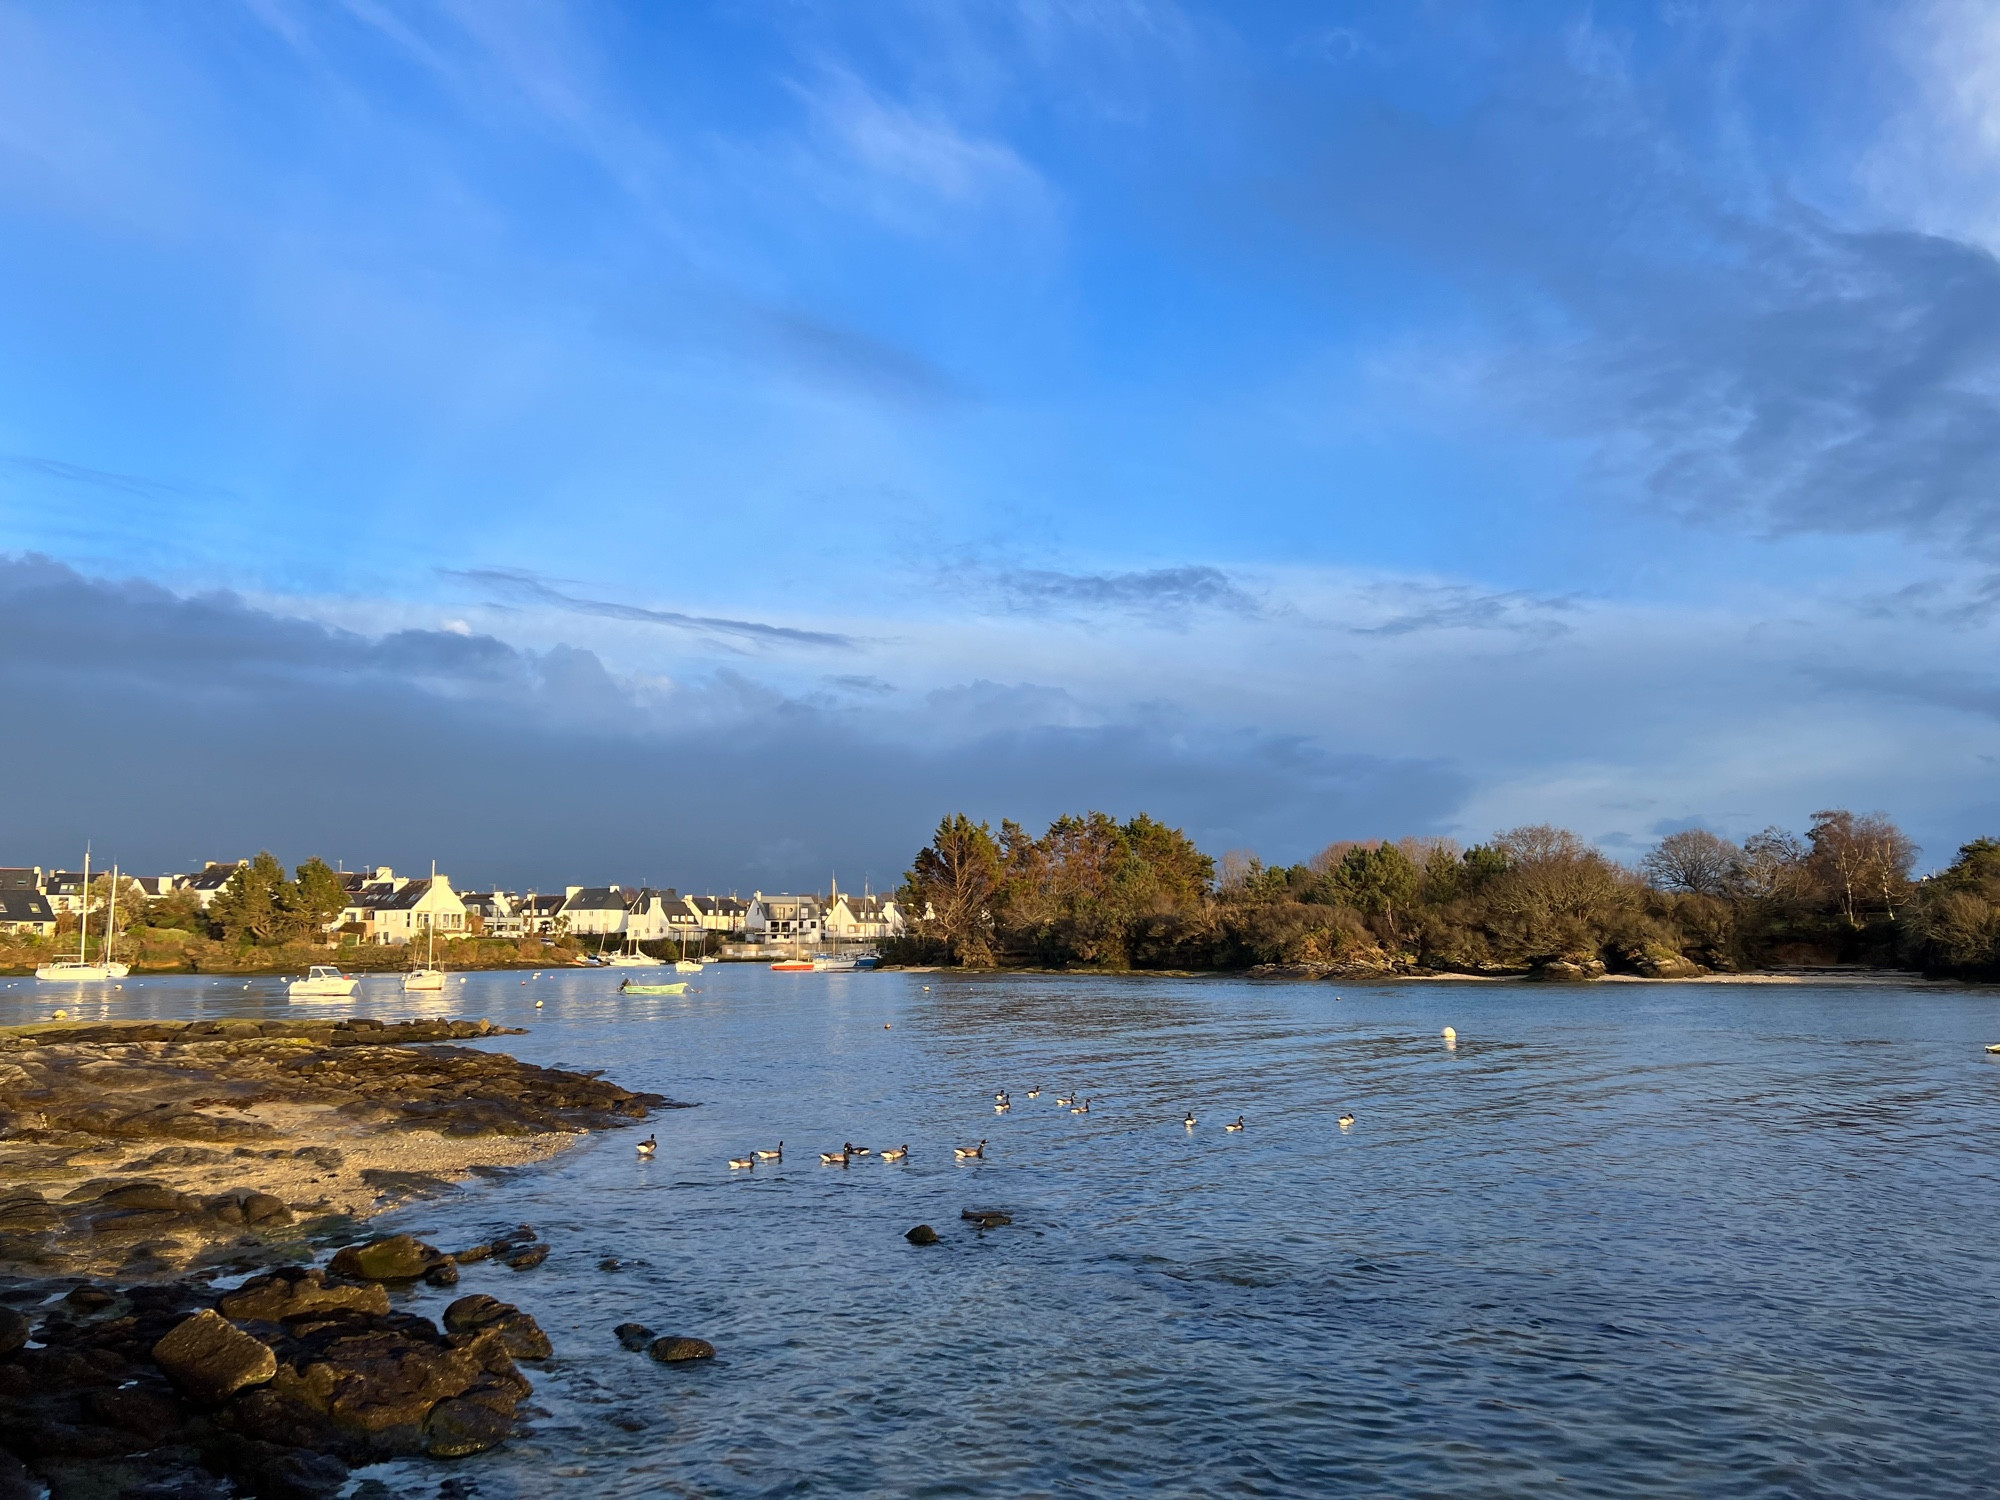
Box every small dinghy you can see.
[619,980,690,995]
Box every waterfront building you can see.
[745,892,824,946]
[558,886,630,937]
[0,887,57,936]
[517,892,569,936]
[459,890,523,939]
[184,861,249,910]
[356,875,468,945]
[684,894,749,934]
[824,888,908,942]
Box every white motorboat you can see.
[289,965,357,998]
[605,932,662,967]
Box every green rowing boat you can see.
[620,981,690,995]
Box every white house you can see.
[517,893,569,936]
[684,895,749,934]
[558,886,630,937]
[0,887,56,936]
[184,862,249,911]
[351,875,467,945]
[460,891,522,939]
[824,887,907,942]
[745,892,823,946]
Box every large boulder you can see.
[151,1309,278,1406]
[0,1307,29,1357]
[217,1267,390,1323]
[442,1295,551,1361]
[327,1234,447,1283]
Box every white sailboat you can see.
[37,848,116,983]
[102,864,130,979]
[674,925,704,973]
[403,861,446,991]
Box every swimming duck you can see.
[1184,1112,1197,1129]
[1026,1086,1042,1098]
[753,1143,783,1160]
[635,1135,657,1157]
[727,1155,755,1170]
[1338,1113,1355,1128]
[846,1142,872,1157]
[994,1091,1009,1103]
[953,1140,988,1159]
[1055,1094,1075,1107]
[1224,1116,1245,1132]
[1071,1099,1091,1115]
[995,1100,1011,1114]
[881,1144,909,1161]
[820,1150,850,1166]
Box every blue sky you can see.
[5,0,2000,890]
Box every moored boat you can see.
[619,980,690,995]
[770,959,815,972]
[289,965,358,998]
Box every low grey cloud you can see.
[446,567,855,650]
[0,555,1460,889]
[1348,583,1578,638]
[825,674,896,694]
[979,564,1258,622]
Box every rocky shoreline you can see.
[0,1017,669,1279]
[0,1018,676,1495]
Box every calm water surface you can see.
[6,969,1999,1497]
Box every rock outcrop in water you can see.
[0,1018,669,1277]
[0,1268,554,1496]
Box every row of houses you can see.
[0,862,909,949]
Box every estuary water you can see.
[6,968,2000,1497]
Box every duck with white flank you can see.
[1055,1094,1076,1107]
[1026,1086,1042,1098]
[881,1144,909,1161]
[754,1143,783,1160]
[1338,1113,1355,1128]
[1224,1115,1246,1132]
[728,1155,755,1169]
[846,1142,872,1157]
[820,1149,850,1166]
[635,1135,657,1158]
[1184,1111,1198,1129]
[953,1140,988,1159]
[1071,1099,1091,1114]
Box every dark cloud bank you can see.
[0,557,1460,889]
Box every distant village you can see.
[0,862,909,957]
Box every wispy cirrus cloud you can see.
[973,564,1258,622]
[446,568,856,650]
[0,453,235,503]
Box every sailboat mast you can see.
[79,847,90,964]
[106,864,117,964]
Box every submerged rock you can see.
[614,1322,654,1352]
[961,1209,1012,1228]
[0,1308,29,1357]
[648,1336,714,1363]
[503,1243,549,1271]
[905,1224,940,1245]
[152,1309,279,1406]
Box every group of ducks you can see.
[813,1142,914,1167]
[998,1086,1090,1114]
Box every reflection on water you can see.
[6,969,2000,1496]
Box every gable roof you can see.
[0,890,55,923]
[561,887,629,913]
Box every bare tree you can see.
[1640,829,1742,895]
[1807,810,1918,927]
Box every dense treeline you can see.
[892,808,2000,977]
